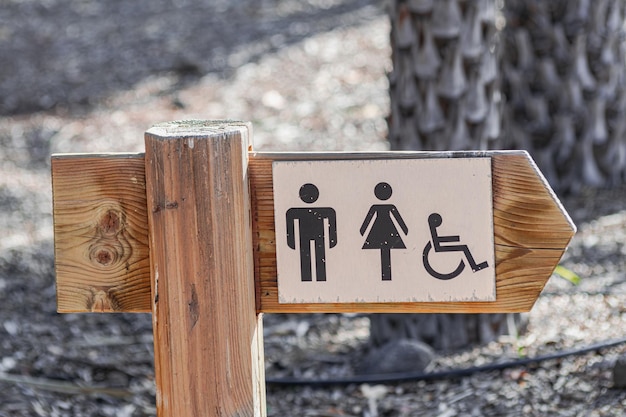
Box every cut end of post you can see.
[146,120,251,139]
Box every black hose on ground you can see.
[265,337,626,387]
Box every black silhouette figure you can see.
[422,213,489,280]
[286,183,337,282]
[360,182,408,280]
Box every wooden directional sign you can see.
[52,148,576,314]
[50,120,577,417]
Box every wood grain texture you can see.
[52,154,151,313]
[53,150,575,314]
[144,121,265,417]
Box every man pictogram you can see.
[286,183,337,282]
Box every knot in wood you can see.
[99,209,124,236]
[87,287,120,312]
[89,242,122,267]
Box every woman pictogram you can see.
[360,182,408,280]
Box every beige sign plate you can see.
[272,158,495,304]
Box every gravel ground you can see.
[1,1,626,416]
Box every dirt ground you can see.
[1,1,626,416]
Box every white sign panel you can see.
[272,158,495,303]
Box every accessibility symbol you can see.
[422,213,489,280]
[286,183,337,282]
[359,182,408,281]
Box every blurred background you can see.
[1,0,626,415]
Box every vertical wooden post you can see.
[144,121,265,417]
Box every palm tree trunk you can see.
[380,0,626,354]
[387,0,501,152]
[377,0,514,352]
[501,0,626,193]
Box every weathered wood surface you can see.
[145,121,265,417]
[52,154,151,313]
[53,150,575,314]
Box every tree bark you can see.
[387,0,501,152]
[501,0,626,194]
[381,0,512,352]
[380,0,626,353]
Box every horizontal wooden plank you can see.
[250,151,575,313]
[52,154,151,313]
[53,151,575,314]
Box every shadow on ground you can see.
[0,0,382,115]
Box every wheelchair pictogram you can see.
[422,213,489,280]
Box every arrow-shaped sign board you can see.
[52,150,576,314]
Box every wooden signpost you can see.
[51,120,576,416]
